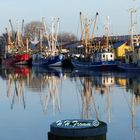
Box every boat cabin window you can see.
[106,78,108,82]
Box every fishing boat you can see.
[118,59,140,72]
[71,51,116,70]
[71,12,116,70]
[117,0,140,72]
[2,19,32,66]
[32,53,64,66]
[3,53,31,65]
[32,18,64,67]
[117,46,140,73]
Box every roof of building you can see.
[113,41,125,49]
[66,42,82,49]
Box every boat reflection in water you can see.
[30,66,64,115]
[1,65,31,109]
[1,65,63,115]
[71,69,114,122]
[48,69,115,140]
[1,66,140,139]
[71,69,140,140]
[116,73,140,138]
[31,66,64,78]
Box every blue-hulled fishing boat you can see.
[71,51,116,70]
[32,53,64,66]
[71,12,117,70]
[32,18,64,67]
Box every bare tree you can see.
[24,21,45,41]
[24,21,78,44]
[57,32,78,42]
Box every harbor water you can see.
[0,66,140,140]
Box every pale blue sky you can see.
[0,0,140,37]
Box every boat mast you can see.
[21,19,24,36]
[42,17,51,51]
[91,12,99,40]
[39,28,43,53]
[80,12,84,43]
[51,18,54,52]
[54,18,60,51]
[104,16,110,51]
[5,28,11,56]
[84,15,90,57]
[80,12,99,56]
[130,0,137,49]
[26,38,29,53]
[51,18,59,53]
[9,19,14,41]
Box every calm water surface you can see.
[0,66,140,140]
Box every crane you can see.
[9,19,15,41]
[91,12,99,40]
[79,12,84,42]
[21,19,24,36]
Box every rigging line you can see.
[11,78,17,110]
[98,14,107,37]
[39,88,46,114]
[76,17,80,41]
[92,88,99,120]
[76,80,81,115]
[43,85,50,114]
[39,75,46,113]
[22,83,26,109]
[122,86,132,114]
[43,95,49,115]
[7,74,13,97]
[7,75,14,108]
[59,76,63,112]
[57,19,61,48]
[11,90,16,110]
[75,78,82,115]
[14,77,18,96]
[55,78,61,112]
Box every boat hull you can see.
[32,54,64,67]
[118,62,140,72]
[2,54,31,66]
[71,59,117,70]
